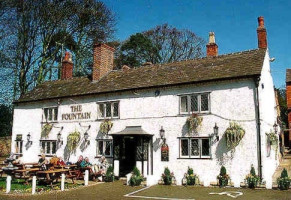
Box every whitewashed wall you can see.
[12,54,278,185]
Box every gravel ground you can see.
[0,180,290,200]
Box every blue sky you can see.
[103,0,290,88]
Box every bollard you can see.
[32,176,36,194]
[6,175,11,194]
[61,174,65,191]
[84,170,89,186]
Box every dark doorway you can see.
[119,136,136,176]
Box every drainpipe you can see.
[254,77,262,180]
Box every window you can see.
[179,137,210,158]
[40,140,57,155]
[43,107,58,122]
[15,134,23,154]
[180,93,210,114]
[98,101,119,119]
[96,140,112,157]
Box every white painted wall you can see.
[12,59,278,185]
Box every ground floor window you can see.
[96,140,112,157]
[15,135,23,154]
[179,137,210,158]
[40,140,57,155]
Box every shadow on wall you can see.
[215,133,235,166]
[153,138,162,152]
[64,145,71,162]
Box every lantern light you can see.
[159,126,165,139]
[273,123,278,134]
[213,123,219,141]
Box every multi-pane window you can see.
[96,140,112,157]
[15,134,23,154]
[43,107,58,122]
[180,93,210,114]
[40,140,57,155]
[180,138,210,158]
[98,101,119,119]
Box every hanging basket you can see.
[100,120,113,134]
[67,130,81,153]
[225,122,245,149]
[41,123,53,138]
[186,113,203,133]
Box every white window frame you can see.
[96,140,113,157]
[40,140,57,155]
[179,92,210,114]
[15,140,23,154]
[97,101,119,119]
[43,107,58,122]
[179,137,211,159]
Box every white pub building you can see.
[12,17,280,185]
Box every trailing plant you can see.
[100,120,113,134]
[224,122,245,149]
[277,168,290,190]
[245,165,260,189]
[217,166,230,187]
[41,123,53,138]
[186,113,203,133]
[129,167,144,186]
[161,167,175,185]
[184,167,198,186]
[104,166,115,182]
[266,130,278,158]
[66,130,81,153]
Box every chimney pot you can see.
[257,16,267,49]
[206,32,218,57]
[61,51,73,80]
[258,16,264,28]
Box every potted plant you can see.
[100,120,113,134]
[224,122,245,149]
[41,123,53,138]
[217,166,230,187]
[277,168,290,190]
[67,130,81,153]
[104,166,115,182]
[186,113,203,133]
[245,165,260,189]
[129,167,144,186]
[185,167,198,186]
[161,167,175,185]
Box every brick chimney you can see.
[61,52,73,80]
[206,32,218,57]
[92,43,115,81]
[257,16,267,49]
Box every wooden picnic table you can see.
[14,168,40,184]
[55,165,77,170]
[36,169,69,186]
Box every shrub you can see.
[217,166,229,187]
[185,167,198,185]
[104,166,114,182]
[245,165,260,189]
[162,167,175,185]
[129,167,144,186]
[277,168,290,190]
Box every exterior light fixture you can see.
[159,126,165,142]
[27,133,32,145]
[57,132,63,145]
[273,123,278,134]
[213,123,219,141]
[84,132,90,145]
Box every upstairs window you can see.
[98,101,119,119]
[43,107,58,122]
[180,93,210,114]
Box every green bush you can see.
[217,166,229,187]
[245,165,260,189]
[104,166,114,182]
[162,167,174,185]
[277,168,290,190]
[129,167,144,186]
[186,167,197,185]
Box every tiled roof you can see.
[286,69,291,83]
[16,48,266,103]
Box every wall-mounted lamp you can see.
[213,123,219,141]
[159,126,165,143]
[84,132,90,145]
[27,133,33,145]
[273,123,278,134]
[57,132,63,145]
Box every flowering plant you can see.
[162,167,175,185]
[67,130,80,153]
[104,165,115,182]
[186,113,203,133]
[100,120,113,134]
[217,166,230,187]
[245,165,260,188]
[225,122,245,149]
[185,167,198,185]
[41,123,53,138]
[129,167,144,186]
[277,168,290,190]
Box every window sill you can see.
[178,112,211,117]
[177,157,212,160]
[41,121,58,124]
[95,156,113,159]
[14,153,23,156]
[38,154,54,157]
[96,118,119,121]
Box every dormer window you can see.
[180,93,210,114]
[97,101,119,119]
[43,107,58,122]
